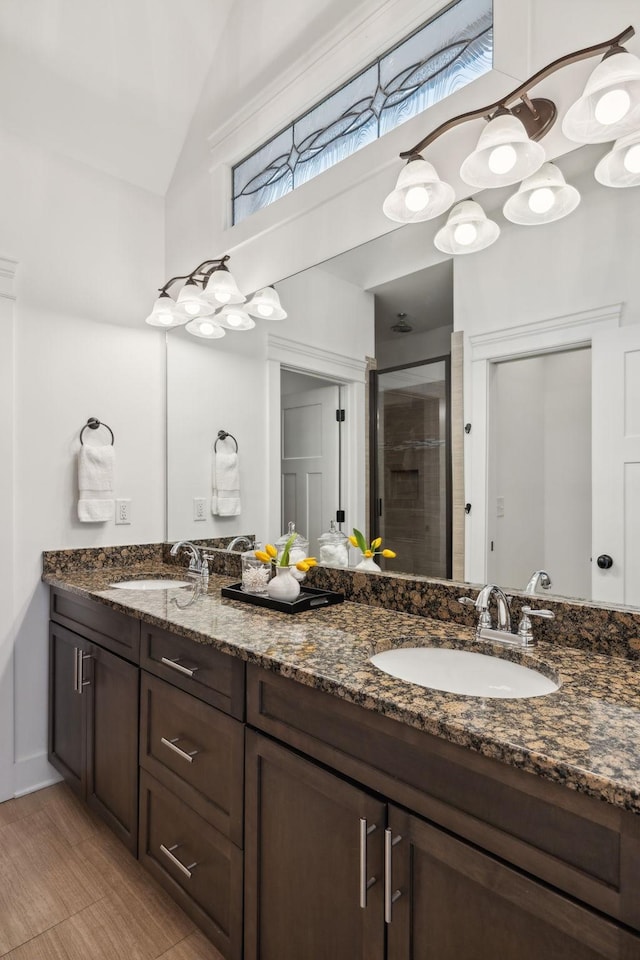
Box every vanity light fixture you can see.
[595,131,640,187]
[503,162,581,225]
[562,46,640,143]
[245,286,288,320]
[383,25,636,250]
[434,200,500,255]
[145,256,286,340]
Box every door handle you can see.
[359,818,378,908]
[73,649,91,693]
[597,554,613,569]
[384,828,402,923]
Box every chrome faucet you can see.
[524,570,552,594]
[169,540,209,590]
[459,584,554,648]
[226,536,255,552]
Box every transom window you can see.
[232,0,493,225]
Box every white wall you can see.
[377,323,453,369]
[0,131,165,796]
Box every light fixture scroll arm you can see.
[399,24,635,160]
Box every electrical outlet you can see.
[193,497,208,521]
[115,499,132,524]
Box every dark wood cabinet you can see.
[48,620,139,853]
[245,730,385,960]
[386,806,640,960]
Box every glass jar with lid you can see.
[275,521,309,581]
[318,520,349,567]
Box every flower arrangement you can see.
[348,528,396,560]
[255,533,318,573]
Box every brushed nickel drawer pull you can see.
[160,656,198,678]
[80,653,91,689]
[73,647,80,694]
[159,843,197,879]
[359,818,378,909]
[160,736,199,764]
[384,828,402,924]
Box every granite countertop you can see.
[43,563,640,815]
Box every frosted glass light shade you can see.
[145,295,184,327]
[382,157,455,222]
[434,200,500,255]
[176,283,216,318]
[460,113,545,188]
[215,305,256,331]
[562,50,640,143]
[503,162,580,225]
[203,266,246,307]
[245,286,287,320]
[595,131,640,187]
[184,318,226,339]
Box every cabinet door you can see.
[48,623,89,796]
[85,642,139,854]
[244,730,385,960]
[386,806,640,960]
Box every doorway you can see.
[371,357,452,578]
[486,347,591,599]
[280,369,344,555]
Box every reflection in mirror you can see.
[166,143,640,608]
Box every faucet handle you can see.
[458,595,492,629]
[517,606,554,646]
[521,606,555,620]
[458,596,476,608]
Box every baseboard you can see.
[13,752,62,797]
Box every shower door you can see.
[371,357,451,578]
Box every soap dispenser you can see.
[318,520,349,567]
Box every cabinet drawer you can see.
[50,588,140,664]
[139,770,242,960]
[247,665,639,931]
[140,672,244,846]
[141,624,244,719]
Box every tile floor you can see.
[0,783,224,959]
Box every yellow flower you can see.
[295,560,310,572]
[371,537,382,549]
[265,543,277,558]
[305,557,318,567]
[364,549,373,558]
[254,550,271,563]
[348,535,359,548]
[382,549,396,558]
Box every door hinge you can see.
[336,510,345,523]
[336,409,345,422]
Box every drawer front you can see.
[247,665,630,929]
[140,671,244,846]
[139,770,243,960]
[50,588,140,664]
[141,624,244,719]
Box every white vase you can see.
[355,554,381,572]
[267,566,301,602]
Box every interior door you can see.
[281,384,341,551]
[592,326,640,606]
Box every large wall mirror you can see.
[167,142,640,610]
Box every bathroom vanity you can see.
[45,560,640,960]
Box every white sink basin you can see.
[110,579,192,591]
[370,646,559,699]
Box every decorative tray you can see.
[220,583,344,614]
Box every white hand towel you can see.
[212,450,241,517]
[78,444,115,522]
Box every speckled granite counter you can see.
[43,563,640,815]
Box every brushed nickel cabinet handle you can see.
[384,828,402,924]
[159,843,197,879]
[80,652,91,689]
[160,737,199,764]
[359,818,377,908]
[73,647,80,694]
[160,656,198,678]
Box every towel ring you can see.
[80,418,115,446]
[215,429,238,452]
